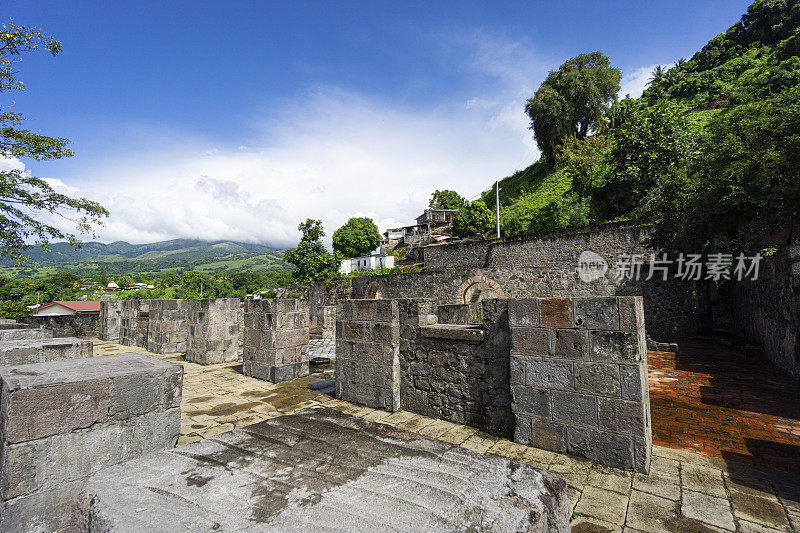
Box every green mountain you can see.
[478,0,800,248]
[0,239,290,278]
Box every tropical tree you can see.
[428,189,466,210]
[332,217,381,258]
[283,219,341,284]
[452,199,495,238]
[525,51,621,163]
[0,23,108,260]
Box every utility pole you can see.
[495,181,501,239]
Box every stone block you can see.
[0,337,92,366]
[551,391,597,427]
[551,329,589,359]
[573,297,620,330]
[566,427,635,470]
[574,363,620,397]
[598,398,647,437]
[529,416,567,453]
[525,359,573,390]
[508,299,540,327]
[620,364,645,401]
[510,327,549,355]
[539,298,572,328]
[618,296,644,332]
[589,330,641,363]
[510,355,525,385]
[511,386,551,417]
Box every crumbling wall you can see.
[243,298,309,382]
[185,298,241,364]
[147,299,191,354]
[0,354,182,531]
[100,300,122,341]
[509,296,651,472]
[19,314,100,338]
[732,246,800,377]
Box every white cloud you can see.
[619,64,670,99]
[39,35,549,249]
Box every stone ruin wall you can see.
[335,297,651,472]
[146,299,192,354]
[243,298,310,383]
[185,298,242,365]
[732,245,800,377]
[352,221,711,336]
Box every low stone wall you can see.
[147,299,191,354]
[0,353,182,531]
[509,296,651,472]
[120,299,151,348]
[243,299,310,382]
[335,299,402,411]
[732,246,800,377]
[351,266,710,336]
[185,298,241,364]
[401,299,515,438]
[0,325,52,342]
[99,300,122,341]
[0,337,92,365]
[19,314,100,338]
[336,296,652,472]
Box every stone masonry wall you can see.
[119,299,151,348]
[335,299,401,411]
[19,314,100,338]
[99,300,122,341]
[0,337,92,366]
[0,353,182,531]
[509,296,651,472]
[400,299,514,438]
[351,266,710,335]
[243,299,310,383]
[732,246,800,377]
[147,299,192,354]
[185,298,241,364]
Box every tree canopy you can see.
[525,51,621,163]
[0,23,107,260]
[428,189,466,210]
[332,217,381,258]
[283,219,341,284]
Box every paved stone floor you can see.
[90,338,800,532]
[650,339,800,474]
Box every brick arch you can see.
[364,281,385,300]
[456,275,504,304]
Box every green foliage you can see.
[0,23,108,260]
[0,300,30,318]
[332,217,381,258]
[452,199,495,238]
[283,219,341,285]
[525,52,621,162]
[428,190,466,210]
[554,134,614,199]
[652,86,800,250]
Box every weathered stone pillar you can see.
[99,300,122,341]
[335,299,402,411]
[185,298,241,364]
[119,299,151,348]
[147,299,191,354]
[242,298,310,382]
[509,296,651,472]
[0,354,182,531]
[318,305,336,339]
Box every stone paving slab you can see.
[87,338,800,532]
[76,408,570,532]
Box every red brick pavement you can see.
[649,338,800,473]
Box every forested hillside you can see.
[461,0,800,252]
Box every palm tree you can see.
[647,65,666,87]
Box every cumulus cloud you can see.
[38,35,550,249]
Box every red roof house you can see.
[35,301,102,316]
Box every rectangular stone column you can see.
[335,299,401,411]
[119,299,150,348]
[318,305,336,339]
[0,354,182,531]
[509,296,651,473]
[147,299,191,354]
[99,300,122,341]
[185,298,241,364]
[243,298,309,382]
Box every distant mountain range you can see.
[0,239,290,277]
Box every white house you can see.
[339,254,395,275]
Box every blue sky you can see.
[3,1,752,247]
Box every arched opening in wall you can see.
[456,276,504,304]
[365,281,385,299]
